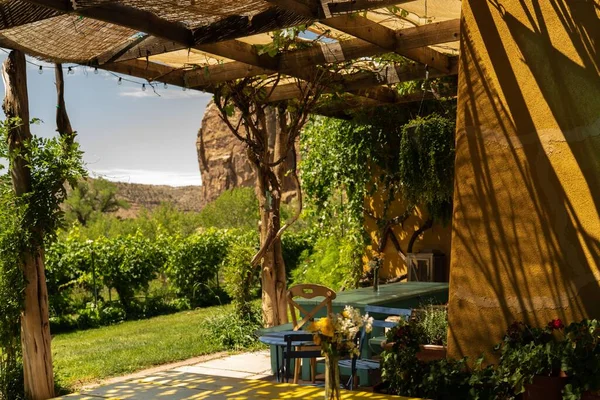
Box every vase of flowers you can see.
[308,306,373,400]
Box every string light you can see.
[182,86,187,91]
[0,49,160,96]
[163,82,168,89]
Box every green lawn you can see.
[52,304,233,390]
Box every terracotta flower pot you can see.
[416,344,447,362]
[520,375,568,400]
[581,391,600,400]
[381,341,447,362]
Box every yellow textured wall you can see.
[448,0,600,360]
[364,188,453,280]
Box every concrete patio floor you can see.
[52,350,412,399]
[54,350,275,399]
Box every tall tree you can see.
[212,71,326,327]
[1,53,84,400]
[2,50,54,400]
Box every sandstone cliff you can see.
[196,101,298,205]
[196,101,256,205]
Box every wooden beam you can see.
[23,0,195,45]
[265,62,434,102]
[104,21,458,105]
[264,0,459,74]
[111,18,458,67]
[323,15,458,74]
[262,0,414,19]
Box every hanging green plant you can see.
[398,113,456,225]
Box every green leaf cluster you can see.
[63,178,129,226]
[166,228,230,308]
[0,117,85,399]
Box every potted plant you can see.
[562,319,600,400]
[382,304,448,361]
[495,320,568,400]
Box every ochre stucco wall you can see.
[448,0,600,360]
[364,189,452,280]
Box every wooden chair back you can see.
[287,284,337,331]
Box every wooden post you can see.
[2,50,55,400]
[55,63,74,141]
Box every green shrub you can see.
[290,233,362,291]
[205,303,264,351]
[221,231,259,316]
[45,228,92,317]
[167,229,229,307]
[414,305,448,346]
[0,359,24,400]
[94,232,166,315]
[198,188,259,230]
[281,231,315,278]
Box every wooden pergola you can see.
[0,0,461,115]
[0,2,463,398]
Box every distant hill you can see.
[110,181,205,218]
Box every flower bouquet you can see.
[307,306,373,400]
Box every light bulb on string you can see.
[182,86,187,91]
[117,77,122,86]
[142,83,146,92]
[163,82,168,89]
[94,67,99,75]
[38,65,43,75]
[67,67,74,75]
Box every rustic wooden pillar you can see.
[2,50,55,400]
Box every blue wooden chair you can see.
[339,305,412,390]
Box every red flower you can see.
[548,319,564,330]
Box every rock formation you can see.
[196,101,298,205]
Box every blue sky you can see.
[0,53,212,186]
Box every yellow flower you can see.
[320,317,335,337]
[342,310,350,318]
[307,321,318,333]
[313,335,321,345]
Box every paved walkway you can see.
[55,350,275,399]
[56,371,409,399]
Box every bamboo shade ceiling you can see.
[0,0,462,109]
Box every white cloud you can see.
[90,168,202,187]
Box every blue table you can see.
[258,330,314,382]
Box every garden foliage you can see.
[166,228,229,308]
[0,118,85,400]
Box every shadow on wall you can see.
[448,0,600,360]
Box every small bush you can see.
[0,359,24,400]
[290,233,362,291]
[167,229,229,307]
[221,231,259,315]
[198,188,259,231]
[205,304,264,351]
[281,231,315,278]
[414,305,448,346]
[95,232,166,315]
